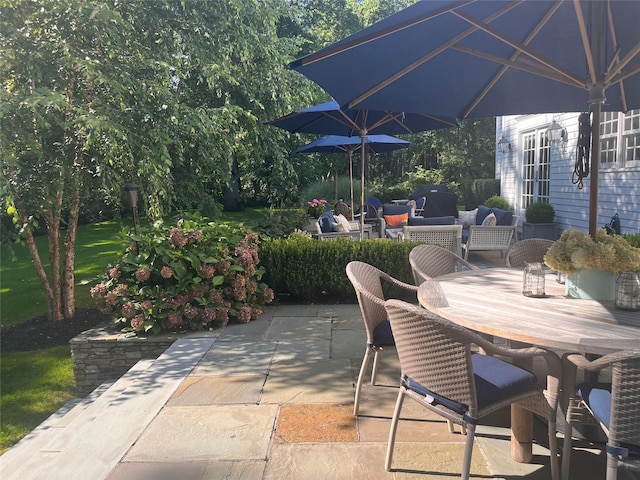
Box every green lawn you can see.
[1,221,127,326]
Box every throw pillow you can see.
[458,209,478,228]
[482,212,497,226]
[384,213,409,227]
[318,211,336,233]
[408,216,455,226]
[475,205,492,225]
[491,207,513,226]
[335,214,352,232]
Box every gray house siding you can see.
[497,114,640,237]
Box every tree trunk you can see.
[223,154,241,211]
[63,176,82,319]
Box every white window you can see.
[599,109,640,167]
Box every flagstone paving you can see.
[2,251,636,479]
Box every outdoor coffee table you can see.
[418,268,640,463]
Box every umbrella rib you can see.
[452,9,584,88]
[346,2,519,109]
[573,0,597,86]
[462,1,562,118]
[292,1,476,67]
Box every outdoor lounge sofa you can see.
[458,205,518,260]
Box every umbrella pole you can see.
[589,103,601,239]
[348,151,355,221]
[360,133,367,240]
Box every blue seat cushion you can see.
[577,382,640,457]
[408,215,455,226]
[472,353,538,410]
[382,204,413,216]
[371,320,394,346]
[577,382,612,429]
[475,205,492,225]
[491,207,513,226]
[318,211,336,233]
[403,354,537,416]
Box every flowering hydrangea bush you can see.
[91,216,274,334]
[307,198,329,217]
[544,229,640,274]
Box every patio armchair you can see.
[461,215,519,261]
[345,261,419,416]
[505,238,555,268]
[561,350,640,480]
[397,224,463,257]
[383,299,561,480]
[409,244,478,285]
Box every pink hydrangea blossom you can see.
[160,266,173,279]
[135,268,151,282]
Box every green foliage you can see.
[525,202,556,223]
[623,233,640,248]
[462,179,500,209]
[91,215,275,334]
[260,237,415,302]
[251,208,309,239]
[483,195,510,210]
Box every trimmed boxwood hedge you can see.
[260,237,418,303]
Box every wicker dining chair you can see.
[505,238,555,268]
[345,261,419,416]
[383,300,561,480]
[561,350,640,480]
[409,244,478,285]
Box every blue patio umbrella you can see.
[290,0,640,237]
[292,134,411,219]
[269,100,456,237]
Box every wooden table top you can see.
[418,268,640,355]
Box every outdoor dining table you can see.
[418,268,640,464]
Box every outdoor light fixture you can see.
[497,136,512,153]
[547,119,567,143]
[123,183,141,246]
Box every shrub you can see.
[91,215,274,334]
[483,195,510,210]
[260,236,415,302]
[251,208,309,239]
[525,201,555,223]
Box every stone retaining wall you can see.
[70,323,182,397]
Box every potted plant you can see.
[544,229,640,300]
[522,201,556,240]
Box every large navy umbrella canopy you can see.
[269,100,457,135]
[290,1,640,118]
[292,134,410,154]
[290,0,640,237]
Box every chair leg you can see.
[354,347,373,416]
[385,387,405,471]
[370,349,381,385]
[548,420,560,480]
[561,420,573,480]
[605,454,618,480]
[461,423,476,480]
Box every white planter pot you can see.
[565,268,616,300]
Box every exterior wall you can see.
[497,114,640,236]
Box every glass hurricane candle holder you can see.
[523,262,546,297]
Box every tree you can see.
[0,0,308,321]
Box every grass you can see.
[1,221,128,326]
[0,209,268,454]
[0,346,76,453]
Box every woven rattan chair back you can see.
[409,244,478,284]
[506,238,555,268]
[345,261,419,416]
[562,351,640,480]
[334,200,353,220]
[384,300,561,479]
